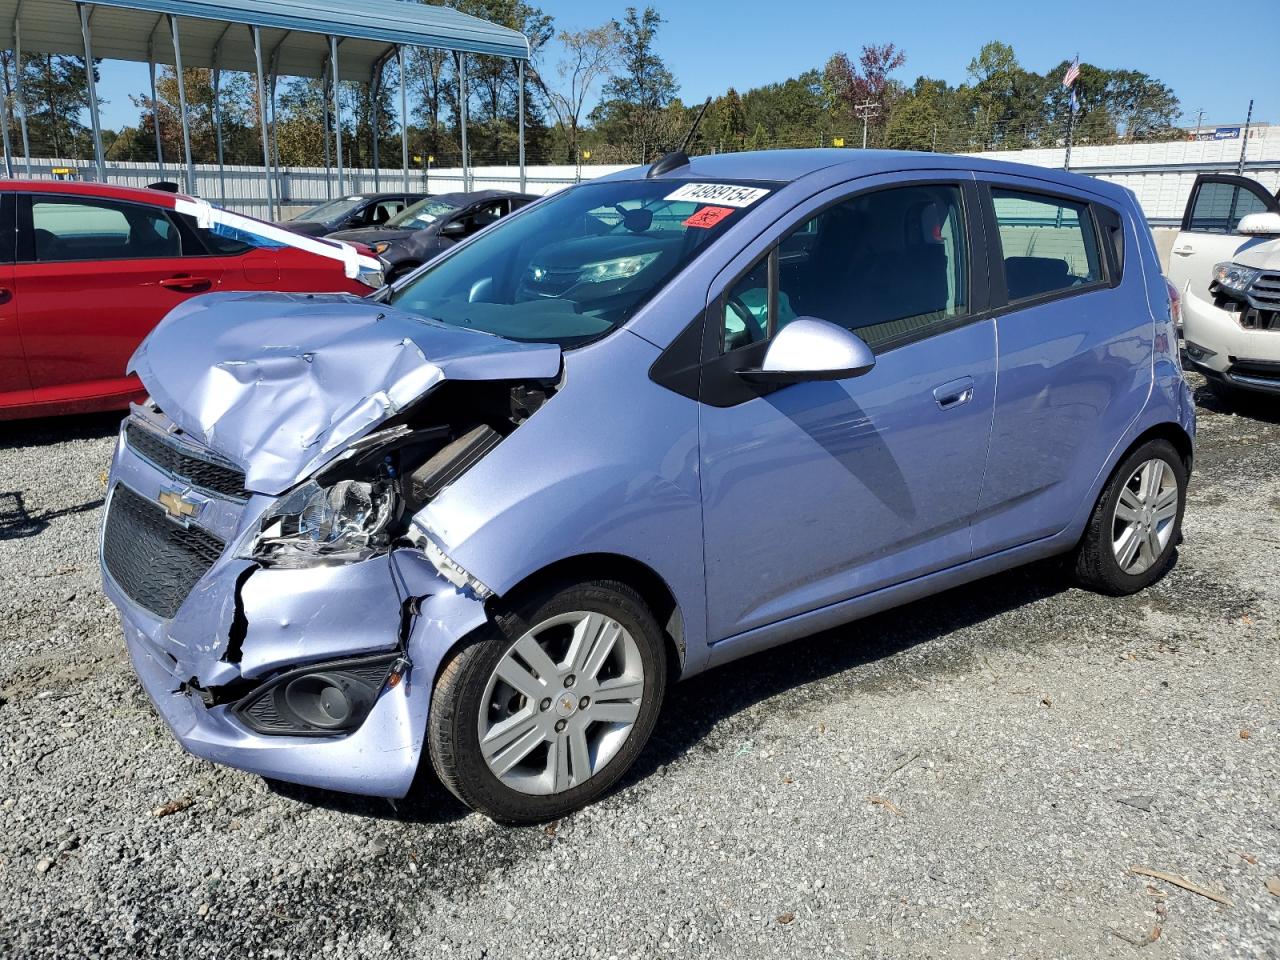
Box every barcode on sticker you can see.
[664,183,770,208]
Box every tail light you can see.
[1165,277,1182,329]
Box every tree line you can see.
[0,3,1186,170]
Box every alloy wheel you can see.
[477,611,646,796]
[1111,457,1179,575]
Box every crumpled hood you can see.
[129,292,562,494]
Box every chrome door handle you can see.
[1172,246,1195,256]
[933,376,974,410]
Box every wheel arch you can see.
[1124,420,1194,475]
[492,553,687,679]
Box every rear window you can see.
[991,189,1101,301]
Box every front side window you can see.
[389,179,764,347]
[991,189,1101,301]
[1188,181,1268,234]
[720,183,969,352]
[31,197,181,262]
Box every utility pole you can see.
[1193,107,1205,140]
[854,101,879,149]
[1237,99,1254,174]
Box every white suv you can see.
[1169,173,1280,401]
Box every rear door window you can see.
[990,189,1101,301]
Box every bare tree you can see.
[537,23,619,163]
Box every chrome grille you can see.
[102,484,224,620]
[125,421,248,500]
[1250,272,1280,310]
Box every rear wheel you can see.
[428,580,666,824]
[1073,439,1186,595]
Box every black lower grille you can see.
[103,484,225,620]
[125,421,248,499]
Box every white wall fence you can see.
[8,126,1279,224]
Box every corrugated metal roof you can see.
[0,0,529,80]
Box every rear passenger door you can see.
[697,176,997,642]
[1169,174,1280,308]
[970,175,1149,557]
[14,194,222,400]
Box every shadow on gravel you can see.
[268,559,1080,828]
[0,490,105,540]
[0,410,122,449]
[265,764,472,825]
[623,557,1079,790]
[1192,382,1280,424]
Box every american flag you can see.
[1062,56,1080,88]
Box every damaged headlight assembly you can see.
[249,478,399,568]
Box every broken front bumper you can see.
[100,421,490,798]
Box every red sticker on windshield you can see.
[683,206,735,229]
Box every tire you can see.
[1073,438,1187,595]
[428,579,667,824]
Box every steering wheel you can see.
[726,294,766,345]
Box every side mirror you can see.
[737,317,876,385]
[1238,212,1280,236]
[440,220,467,238]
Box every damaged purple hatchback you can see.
[101,150,1193,823]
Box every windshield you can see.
[291,196,363,223]
[388,179,770,347]
[388,196,464,230]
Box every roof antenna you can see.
[647,96,712,178]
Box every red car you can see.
[0,180,374,420]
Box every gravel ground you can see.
[1,375,1277,960]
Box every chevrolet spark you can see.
[101,150,1194,824]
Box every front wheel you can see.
[1073,438,1187,595]
[428,580,667,824]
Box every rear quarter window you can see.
[991,189,1102,302]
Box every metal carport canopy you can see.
[0,0,530,78]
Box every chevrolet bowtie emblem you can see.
[157,489,200,522]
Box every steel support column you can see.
[14,15,32,175]
[517,58,526,193]
[168,15,194,194]
[321,58,332,198]
[251,25,275,220]
[212,33,226,202]
[330,35,343,196]
[147,43,163,172]
[457,51,469,192]
[398,46,409,193]
[0,66,13,178]
[370,58,382,191]
[77,3,106,182]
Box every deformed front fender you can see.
[414,330,712,675]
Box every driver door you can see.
[1168,174,1280,309]
[697,177,997,642]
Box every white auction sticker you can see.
[664,183,771,208]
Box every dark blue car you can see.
[102,149,1194,823]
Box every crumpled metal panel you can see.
[129,291,562,494]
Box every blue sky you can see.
[93,0,1273,131]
